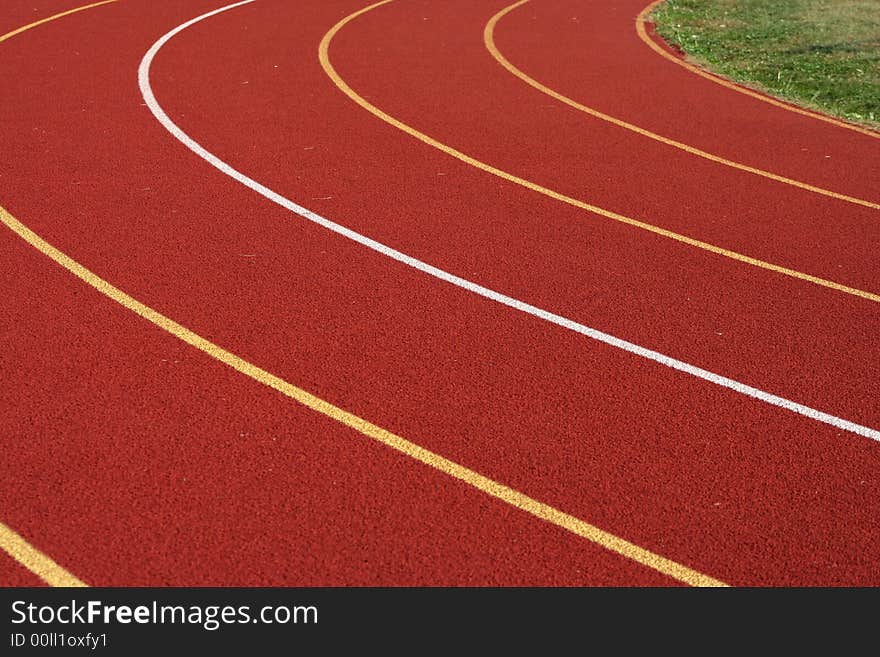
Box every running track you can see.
[1,0,877,587]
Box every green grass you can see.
[651,0,880,130]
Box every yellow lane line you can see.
[0,0,116,45]
[318,0,879,304]
[636,0,880,139]
[0,204,727,588]
[0,522,87,587]
[486,0,878,210]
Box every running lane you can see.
[1,0,878,585]
[492,0,879,201]
[0,0,676,587]
[2,214,674,586]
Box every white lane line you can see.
[137,0,880,443]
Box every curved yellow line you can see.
[0,0,116,45]
[0,523,87,587]
[318,1,879,304]
[636,0,880,140]
[0,203,728,588]
[486,0,878,211]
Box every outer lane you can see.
[319,0,879,297]
[497,0,879,199]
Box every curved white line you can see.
[138,0,880,443]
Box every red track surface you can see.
[0,552,46,587]
[1,0,877,586]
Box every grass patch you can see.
[651,0,880,130]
